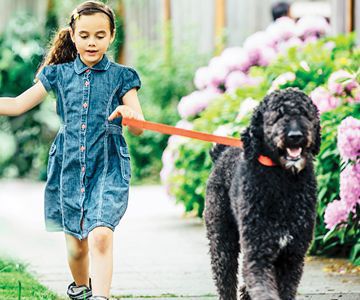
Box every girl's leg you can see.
[88,226,114,298]
[65,233,90,287]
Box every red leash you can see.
[122,118,243,148]
[122,118,277,167]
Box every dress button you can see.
[81,187,85,193]
[81,124,86,129]
[80,146,86,152]
[85,81,90,86]
[83,102,88,108]
[81,166,85,172]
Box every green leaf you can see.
[323,226,338,242]
[349,243,360,266]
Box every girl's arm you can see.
[108,88,145,136]
[0,81,48,116]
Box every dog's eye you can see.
[270,115,283,125]
[299,114,312,124]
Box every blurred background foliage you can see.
[0,13,55,180]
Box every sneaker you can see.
[67,279,92,300]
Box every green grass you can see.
[0,258,62,300]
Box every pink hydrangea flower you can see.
[160,121,195,186]
[258,47,277,66]
[351,87,360,103]
[225,72,263,94]
[340,163,360,210]
[207,56,229,89]
[244,31,275,65]
[175,119,194,130]
[244,31,275,51]
[235,97,259,122]
[303,35,318,45]
[177,89,220,119]
[220,47,251,73]
[213,124,233,137]
[277,37,303,54]
[324,199,350,229]
[266,17,297,43]
[225,71,249,92]
[160,147,175,183]
[328,70,358,96]
[296,15,331,39]
[194,66,211,90]
[270,72,296,91]
[161,138,182,186]
[310,86,341,113]
[337,116,360,161]
[324,41,336,51]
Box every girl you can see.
[0,1,144,299]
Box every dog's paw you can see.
[239,285,251,300]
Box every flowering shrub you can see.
[320,116,360,265]
[312,103,360,265]
[338,117,360,160]
[161,18,360,264]
[311,70,359,113]
[324,117,360,229]
[181,15,331,116]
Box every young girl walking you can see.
[0,1,144,299]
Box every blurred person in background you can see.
[271,1,291,21]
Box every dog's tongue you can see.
[286,147,302,158]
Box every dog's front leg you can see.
[205,185,240,300]
[242,252,280,300]
[275,251,305,300]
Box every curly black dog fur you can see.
[205,88,321,300]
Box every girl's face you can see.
[70,13,115,67]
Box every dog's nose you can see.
[287,130,303,141]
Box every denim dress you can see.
[37,54,141,240]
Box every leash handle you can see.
[122,118,243,148]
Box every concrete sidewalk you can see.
[0,180,359,299]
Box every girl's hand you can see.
[108,105,143,121]
[109,88,144,136]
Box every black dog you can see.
[205,88,321,300]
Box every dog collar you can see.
[258,155,277,167]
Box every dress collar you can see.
[74,54,111,74]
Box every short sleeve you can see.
[119,67,141,98]
[36,65,57,92]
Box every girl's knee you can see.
[67,243,89,260]
[68,247,89,260]
[65,234,89,260]
[89,227,113,254]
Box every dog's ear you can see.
[241,105,264,160]
[312,113,321,156]
[241,127,253,159]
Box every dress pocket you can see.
[118,146,131,182]
[47,143,57,175]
